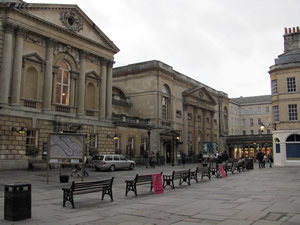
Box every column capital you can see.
[79,50,88,60]
[107,60,115,67]
[46,38,56,48]
[15,27,27,38]
[100,58,108,65]
[3,22,15,34]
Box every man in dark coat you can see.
[256,150,264,169]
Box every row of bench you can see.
[62,161,248,208]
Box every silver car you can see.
[91,154,135,171]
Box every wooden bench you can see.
[125,173,162,196]
[190,166,211,183]
[163,169,191,189]
[62,178,114,208]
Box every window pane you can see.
[62,86,68,104]
[287,77,296,92]
[63,71,69,84]
[272,80,277,94]
[288,104,298,121]
[273,106,279,122]
[56,84,61,103]
[57,69,62,82]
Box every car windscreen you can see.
[92,155,104,160]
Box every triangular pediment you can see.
[15,3,119,53]
[86,71,100,80]
[183,86,216,106]
[23,53,45,64]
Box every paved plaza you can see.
[0,163,300,225]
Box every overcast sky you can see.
[28,0,300,98]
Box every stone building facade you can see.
[269,27,300,166]
[0,1,119,169]
[113,60,230,164]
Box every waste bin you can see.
[246,158,254,170]
[4,184,31,221]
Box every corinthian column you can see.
[99,58,107,119]
[77,50,87,116]
[106,60,114,118]
[11,28,26,106]
[0,23,14,106]
[43,38,54,111]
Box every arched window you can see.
[286,134,300,159]
[162,84,170,120]
[56,61,70,105]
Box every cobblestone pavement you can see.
[0,163,300,225]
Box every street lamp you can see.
[260,125,265,134]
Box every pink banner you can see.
[218,164,227,178]
[152,173,164,194]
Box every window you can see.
[56,61,70,105]
[242,130,246,135]
[288,104,298,121]
[257,118,262,125]
[241,119,246,127]
[257,107,261,114]
[241,108,246,115]
[26,129,38,147]
[273,106,279,122]
[162,84,170,120]
[176,110,182,118]
[287,77,296,93]
[188,113,192,120]
[197,115,201,122]
[206,117,210,125]
[250,130,254,135]
[272,80,277,94]
[128,137,135,150]
[250,118,254,127]
[266,106,270,114]
[249,107,253,115]
[267,129,271,134]
[265,117,270,126]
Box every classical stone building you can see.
[113,60,230,164]
[0,1,119,169]
[227,96,273,159]
[269,27,300,166]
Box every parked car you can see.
[91,154,136,171]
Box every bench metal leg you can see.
[63,190,75,208]
[125,181,137,196]
[102,187,113,201]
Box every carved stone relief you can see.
[60,10,84,33]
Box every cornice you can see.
[9,7,119,55]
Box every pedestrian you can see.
[181,151,186,168]
[177,151,181,166]
[84,154,89,176]
[150,151,156,168]
[145,151,150,168]
[222,151,229,162]
[256,150,264,169]
[263,153,267,168]
[156,151,161,165]
[268,152,273,168]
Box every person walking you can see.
[177,152,181,166]
[181,151,186,168]
[145,151,150,168]
[268,152,274,168]
[256,150,264,169]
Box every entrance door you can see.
[165,141,172,163]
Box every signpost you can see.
[152,173,164,194]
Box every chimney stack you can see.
[284,26,300,52]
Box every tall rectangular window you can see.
[272,80,277,94]
[266,117,270,126]
[162,97,168,120]
[287,77,296,93]
[241,108,246,115]
[249,107,253,115]
[26,129,38,147]
[273,106,279,122]
[257,118,262,125]
[288,104,298,121]
[257,107,261,114]
[242,130,246,135]
[250,118,254,126]
[241,119,246,127]
[266,106,270,114]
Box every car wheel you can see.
[129,163,135,170]
[109,165,115,172]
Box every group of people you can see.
[144,151,160,168]
[256,150,273,168]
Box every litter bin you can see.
[4,184,31,221]
[246,158,254,170]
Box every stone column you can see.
[99,58,107,119]
[202,109,207,141]
[183,104,188,153]
[210,111,214,142]
[11,28,26,106]
[43,38,54,111]
[0,23,14,106]
[106,60,113,118]
[77,50,87,116]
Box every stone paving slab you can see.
[0,164,300,224]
